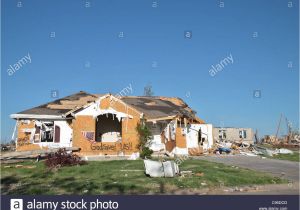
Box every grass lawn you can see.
[256,144,299,162]
[270,152,299,162]
[1,159,286,195]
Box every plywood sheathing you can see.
[47,95,97,110]
[16,120,44,151]
[175,127,187,148]
[73,96,141,156]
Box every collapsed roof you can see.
[121,96,203,122]
[10,91,204,123]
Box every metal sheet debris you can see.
[144,159,179,177]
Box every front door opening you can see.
[95,114,122,142]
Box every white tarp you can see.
[144,159,179,177]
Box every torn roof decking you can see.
[11,91,204,123]
[12,91,100,117]
[120,96,200,121]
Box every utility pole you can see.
[285,117,292,144]
[275,114,283,143]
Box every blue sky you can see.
[1,0,299,142]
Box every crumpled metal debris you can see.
[143,159,179,177]
[252,146,294,156]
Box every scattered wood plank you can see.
[0,147,80,160]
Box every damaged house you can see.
[213,127,254,144]
[10,91,214,157]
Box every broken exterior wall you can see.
[16,120,72,151]
[158,120,189,155]
[156,122,214,156]
[212,127,254,144]
[16,120,41,151]
[73,96,141,156]
[165,140,176,152]
[173,126,188,155]
[186,124,214,154]
[162,128,175,153]
[146,122,166,152]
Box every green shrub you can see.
[136,121,153,159]
[140,147,153,159]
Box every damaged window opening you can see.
[198,128,202,144]
[96,113,122,142]
[33,121,61,143]
[219,129,226,140]
[39,122,54,142]
[201,137,206,146]
[239,130,247,139]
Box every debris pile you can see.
[262,133,300,149]
[252,146,294,157]
[209,139,295,157]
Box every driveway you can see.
[196,155,299,182]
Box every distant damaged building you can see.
[10,91,214,157]
[213,127,254,144]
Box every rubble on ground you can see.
[205,139,296,157]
